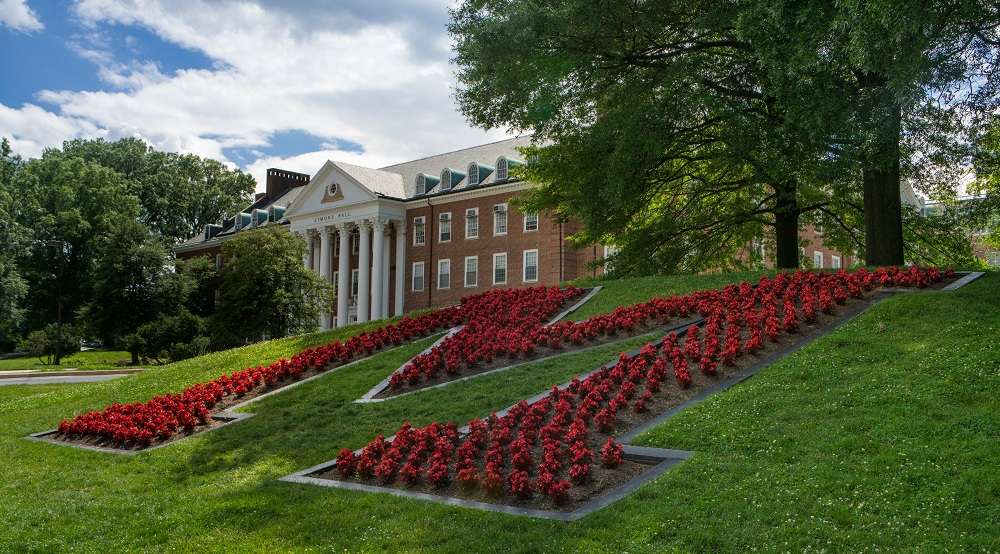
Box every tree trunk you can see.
[773,180,799,269]
[859,76,905,266]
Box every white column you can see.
[370,218,386,321]
[357,220,371,323]
[311,233,321,273]
[381,228,390,319]
[318,226,334,330]
[336,223,351,328]
[305,230,316,272]
[394,221,406,317]
[296,232,309,269]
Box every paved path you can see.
[0,374,129,386]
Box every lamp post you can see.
[45,239,65,365]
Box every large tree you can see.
[213,227,333,346]
[450,1,845,273]
[14,150,139,344]
[449,0,1000,271]
[739,0,1000,265]
[0,139,28,349]
[59,138,255,243]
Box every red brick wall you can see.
[403,190,591,310]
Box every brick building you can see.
[177,137,605,329]
[176,136,927,330]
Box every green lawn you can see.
[1,272,997,551]
[0,349,134,372]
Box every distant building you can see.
[175,137,606,329]
[922,197,1000,267]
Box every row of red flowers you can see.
[335,266,949,504]
[55,286,579,447]
[389,265,950,390]
[390,286,585,388]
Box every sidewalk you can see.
[0,368,147,379]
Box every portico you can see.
[285,160,408,330]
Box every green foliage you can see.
[128,309,208,363]
[0,273,998,550]
[0,135,253,351]
[449,1,1000,271]
[213,226,334,346]
[14,150,138,334]
[82,219,171,345]
[0,138,27,350]
[19,323,80,365]
[59,137,255,242]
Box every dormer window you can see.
[415,173,440,196]
[496,158,508,181]
[440,168,466,191]
[466,162,494,186]
[494,156,523,182]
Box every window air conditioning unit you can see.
[493,205,506,214]
[440,213,451,222]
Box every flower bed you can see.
[46,286,581,451]
[381,265,953,398]
[307,266,952,513]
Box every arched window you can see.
[441,169,452,191]
[467,163,479,186]
[415,173,440,196]
[495,157,508,182]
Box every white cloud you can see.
[0,0,43,32]
[0,0,509,191]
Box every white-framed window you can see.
[832,255,842,269]
[493,203,508,235]
[215,253,222,270]
[493,252,507,285]
[351,269,359,298]
[523,212,539,232]
[415,174,426,196]
[351,233,359,255]
[466,208,479,239]
[438,259,451,289]
[439,212,452,242]
[333,270,339,297]
[813,251,824,269]
[464,256,478,287]
[603,245,619,273]
[523,249,539,283]
[411,261,425,292]
[496,157,508,182]
[413,216,426,246]
[467,163,480,185]
[334,235,341,257]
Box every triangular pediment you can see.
[285,161,379,218]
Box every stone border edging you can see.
[280,272,985,520]
[355,286,603,402]
[24,337,439,456]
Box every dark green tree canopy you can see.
[449,0,1000,272]
[213,226,333,346]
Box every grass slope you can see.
[0,350,133,372]
[0,272,997,551]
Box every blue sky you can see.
[0,0,508,189]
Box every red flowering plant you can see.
[323,266,953,506]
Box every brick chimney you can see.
[265,168,311,201]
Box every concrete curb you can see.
[355,286,603,402]
[24,338,436,456]
[281,273,984,521]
